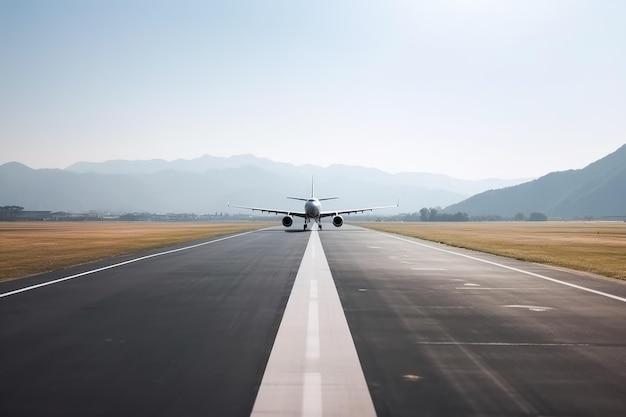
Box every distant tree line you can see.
[0,206,24,221]
[419,207,469,222]
[525,212,549,221]
[382,208,550,222]
[397,208,470,222]
[467,212,548,222]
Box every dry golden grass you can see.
[0,222,273,281]
[358,222,626,280]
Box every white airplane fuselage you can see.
[304,198,322,220]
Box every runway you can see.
[1,224,625,416]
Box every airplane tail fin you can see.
[286,176,338,201]
[313,176,339,201]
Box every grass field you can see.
[0,221,273,281]
[357,222,626,280]
[3,221,625,282]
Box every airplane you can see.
[228,179,398,230]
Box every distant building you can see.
[15,211,52,221]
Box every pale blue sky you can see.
[1,0,625,179]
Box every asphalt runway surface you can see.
[1,224,625,416]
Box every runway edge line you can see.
[0,229,265,299]
[383,232,626,304]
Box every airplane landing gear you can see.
[304,224,307,231]
[319,223,322,230]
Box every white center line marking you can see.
[302,372,323,417]
[251,230,377,417]
[306,280,320,360]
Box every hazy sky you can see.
[1,1,625,180]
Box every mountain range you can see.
[1,145,624,219]
[0,156,525,215]
[445,143,626,219]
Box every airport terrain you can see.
[1,225,625,416]
[0,222,272,281]
[360,221,626,280]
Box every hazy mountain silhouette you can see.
[445,144,626,219]
[5,148,624,218]
[67,154,526,193]
[0,155,530,214]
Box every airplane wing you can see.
[319,202,399,218]
[227,202,307,218]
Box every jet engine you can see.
[332,215,344,227]
[282,216,293,227]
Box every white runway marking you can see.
[302,372,323,417]
[0,230,264,299]
[456,287,548,291]
[411,267,445,271]
[384,234,626,304]
[503,305,554,312]
[251,230,377,417]
[415,341,590,347]
[306,280,320,360]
